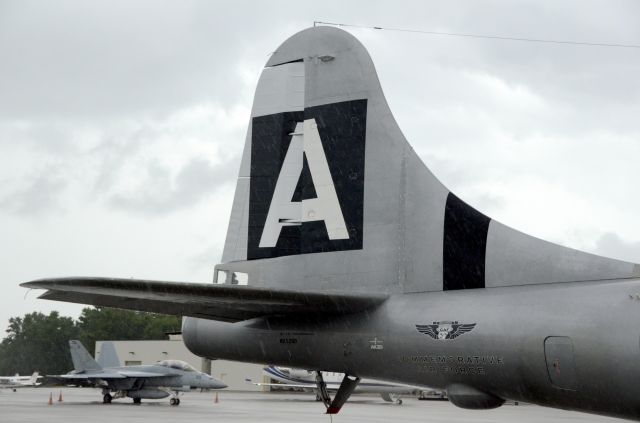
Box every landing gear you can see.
[380,392,403,404]
[103,393,113,404]
[133,397,141,404]
[315,371,360,414]
[315,371,331,408]
[169,391,181,406]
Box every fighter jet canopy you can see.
[157,360,197,372]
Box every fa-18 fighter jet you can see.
[50,340,226,405]
[23,27,640,420]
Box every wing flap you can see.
[22,277,387,323]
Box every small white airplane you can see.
[252,366,445,405]
[0,372,41,391]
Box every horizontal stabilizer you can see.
[22,277,388,323]
[49,371,174,380]
[51,372,126,380]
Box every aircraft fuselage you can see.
[183,278,640,420]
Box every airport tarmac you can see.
[0,388,626,423]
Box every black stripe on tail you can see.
[443,193,490,290]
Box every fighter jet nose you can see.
[212,378,227,389]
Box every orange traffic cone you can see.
[48,392,53,405]
[214,392,219,404]
[58,390,63,402]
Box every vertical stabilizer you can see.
[30,372,39,385]
[216,26,638,295]
[69,340,102,372]
[96,342,121,368]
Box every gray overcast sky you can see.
[2,0,640,333]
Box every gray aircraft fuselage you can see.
[93,364,225,393]
[184,279,640,419]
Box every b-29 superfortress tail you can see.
[23,26,640,420]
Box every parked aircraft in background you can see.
[23,26,640,419]
[48,340,226,405]
[0,372,41,391]
[253,366,444,404]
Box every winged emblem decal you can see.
[416,321,476,340]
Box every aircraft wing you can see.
[21,277,387,323]
[247,380,317,390]
[248,379,413,394]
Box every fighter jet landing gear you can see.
[380,392,403,405]
[133,397,142,404]
[102,393,112,404]
[169,392,181,406]
[315,371,360,414]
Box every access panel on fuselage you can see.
[544,336,578,391]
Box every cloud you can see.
[108,158,237,215]
[0,100,249,223]
[0,169,67,216]
[188,244,224,273]
[594,233,640,264]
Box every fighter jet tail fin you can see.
[97,342,121,368]
[69,340,102,372]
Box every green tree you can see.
[0,311,78,375]
[0,308,181,374]
[76,307,181,355]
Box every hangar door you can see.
[544,336,578,391]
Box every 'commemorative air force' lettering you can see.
[247,99,367,260]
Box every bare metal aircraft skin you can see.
[23,27,640,419]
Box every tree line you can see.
[0,308,181,375]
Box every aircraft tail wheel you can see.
[397,399,403,405]
[170,397,178,406]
